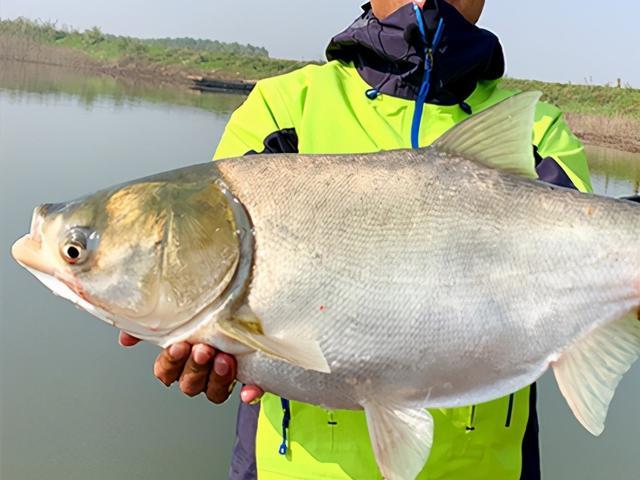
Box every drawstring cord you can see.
[278,398,291,455]
[505,393,515,427]
[459,101,473,115]
[366,70,393,99]
[366,88,381,100]
[466,405,477,431]
[467,393,517,432]
[364,4,474,141]
[411,3,445,149]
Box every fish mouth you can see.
[12,228,121,330]
[11,234,55,276]
[12,205,55,274]
[11,233,81,300]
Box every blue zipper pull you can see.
[278,398,291,455]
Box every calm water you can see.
[1,62,639,480]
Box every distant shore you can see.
[565,114,640,154]
[1,31,638,154]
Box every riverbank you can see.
[0,18,307,84]
[565,114,640,154]
[501,78,640,153]
[1,19,638,153]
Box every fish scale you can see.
[12,93,640,480]
[218,149,639,408]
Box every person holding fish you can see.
[14,0,640,477]
[116,0,594,478]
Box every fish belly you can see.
[219,150,640,409]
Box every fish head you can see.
[12,176,243,343]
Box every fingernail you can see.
[193,345,210,365]
[240,385,264,404]
[240,389,252,404]
[214,357,230,377]
[169,344,188,360]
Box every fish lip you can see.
[12,234,120,329]
[29,205,49,243]
[12,235,85,297]
[12,205,54,274]
[11,234,55,276]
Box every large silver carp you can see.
[12,92,640,479]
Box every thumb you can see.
[240,385,265,404]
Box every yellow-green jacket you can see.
[214,3,591,479]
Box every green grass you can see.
[501,78,640,119]
[2,17,638,118]
[0,18,306,80]
[52,33,305,79]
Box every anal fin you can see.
[363,401,433,480]
[218,308,330,374]
[553,313,640,435]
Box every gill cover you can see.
[102,178,240,333]
[21,164,244,338]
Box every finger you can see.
[192,343,215,366]
[240,385,265,404]
[153,342,191,386]
[119,331,141,347]
[179,344,215,397]
[205,352,238,404]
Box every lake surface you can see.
[1,62,639,480]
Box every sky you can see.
[1,0,638,87]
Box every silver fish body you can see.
[218,150,640,410]
[12,93,640,479]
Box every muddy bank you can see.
[2,36,638,154]
[565,113,640,154]
[0,35,199,88]
[0,34,270,92]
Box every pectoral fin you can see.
[363,401,434,480]
[218,310,330,374]
[553,313,640,435]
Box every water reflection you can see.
[2,61,640,480]
[587,145,640,197]
[1,63,242,480]
[0,59,246,115]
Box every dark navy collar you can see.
[326,1,504,105]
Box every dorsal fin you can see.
[432,91,541,178]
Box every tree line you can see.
[0,17,270,57]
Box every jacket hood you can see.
[326,1,505,105]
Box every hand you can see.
[119,332,264,404]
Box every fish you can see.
[11,92,640,480]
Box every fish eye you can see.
[60,228,94,265]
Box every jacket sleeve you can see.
[214,74,307,160]
[533,102,593,193]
